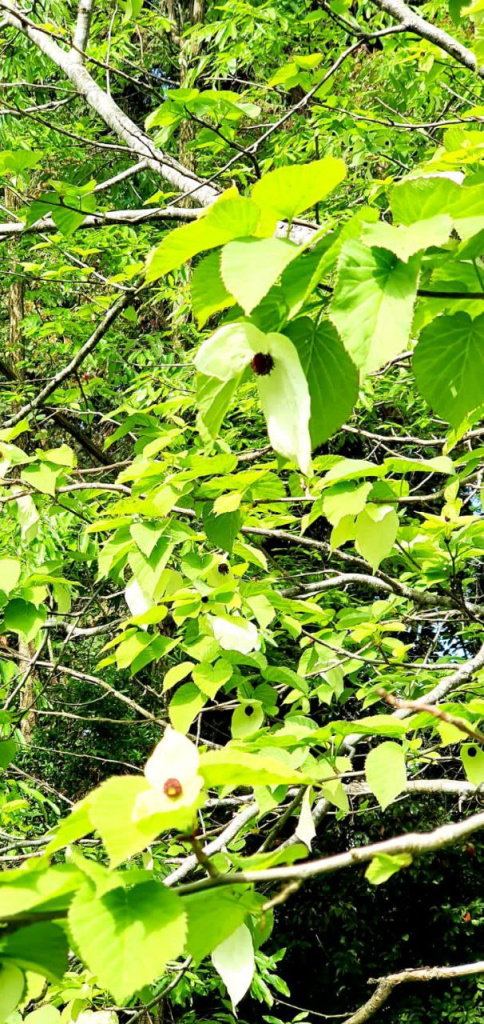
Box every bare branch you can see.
[1,1,219,205]
[370,0,484,76]
[71,0,94,58]
[128,959,193,1024]
[177,809,484,893]
[93,160,148,192]
[394,641,484,713]
[0,205,197,240]
[0,355,111,464]
[349,779,480,798]
[164,804,258,886]
[242,525,480,614]
[379,688,484,743]
[2,289,135,429]
[28,660,166,726]
[343,960,484,1024]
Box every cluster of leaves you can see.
[2,0,484,1022]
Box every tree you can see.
[1,1,484,1023]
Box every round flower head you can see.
[194,322,312,475]
[132,726,204,824]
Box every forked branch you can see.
[343,960,484,1024]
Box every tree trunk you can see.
[178,0,206,178]
[4,185,37,742]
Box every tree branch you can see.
[72,0,94,58]
[2,289,135,429]
[0,205,197,240]
[164,804,258,886]
[370,0,483,76]
[379,688,484,743]
[177,809,484,893]
[0,354,112,464]
[343,960,484,1024]
[1,1,219,206]
[393,640,484,713]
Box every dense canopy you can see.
[2,1,484,1023]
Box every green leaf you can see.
[191,251,236,327]
[169,683,206,733]
[391,176,461,226]
[282,208,379,317]
[199,748,309,788]
[21,462,62,496]
[115,631,152,670]
[323,457,381,486]
[461,743,484,785]
[355,504,398,569]
[0,738,16,769]
[192,659,232,699]
[50,198,94,237]
[361,215,452,263]
[123,0,144,21]
[330,514,357,551]
[315,716,407,742]
[44,798,93,855]
[365,741,407,809]
[0,923,68,982]
[2,599,47,643]
[0,559,21,595]
[221,238,299,314]
[251,158,346,226]
[329,242,420,373]
[285,317,359,446]
[68,882,187,1002]
[264,665,307,693]
[321,481,372,527]
[163,661,194,693]
[130,522,164,558]
[212,923,255,1010]
[231,845,306,875]
[0,150,42,174]
[88,776,187,868]
[231,701,264,739]
[213,492,242,515]
[383,455,454,475]
[23,1006,60,1024]
[145,196,260,282]
[413,312,484,427]
[365,852,412,885]
[449,0,464,27]
[0,963,25,1020]
[196,371,241,439]
[183,890,253,963]
[0,864,81,918]
[248,287,288,332]
[448,182,484,241]
[181,452,238,476]
[203,503,242,553]
[43,444,75,467]
[321,778,349,812]
[16,494,40,542]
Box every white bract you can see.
[194,322,312,475]
[212,923,255,1010]
[210,614,261,654]
[132,726,204,822]
[125,578,152,620]
[77,1014,119,1024]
